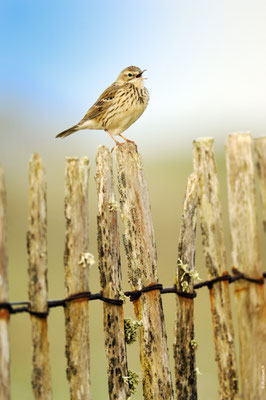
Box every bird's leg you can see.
[105,130,122,152]
[118,134,138,150]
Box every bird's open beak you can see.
[136,69,147,78]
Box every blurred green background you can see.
[1,1,266,399]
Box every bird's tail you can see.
[56,124,79,138]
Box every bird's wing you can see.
[79,83,120,124]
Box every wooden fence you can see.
[0,133,266,399]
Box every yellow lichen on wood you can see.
[173,173,198,400]
[114,143,174,400]
[27,153,52,400]
[96,146,130,400]
[0,166,10,400]
[64,157,91,400]
[226,133,266,400]
[193,138,238,400]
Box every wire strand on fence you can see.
[0,269,265,316]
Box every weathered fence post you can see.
[95,146,130,400]
[0,166,10,400]
[114,143,174,400]
[193,138,238,399]
[64,157,91,399]
[254,137,266,231]
[27,153,52,399]
[226,133,266,399]
[173,173,198,400]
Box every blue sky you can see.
[1,0,266,159]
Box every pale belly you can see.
[106,103,147,135]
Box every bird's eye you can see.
[128,73,133,77]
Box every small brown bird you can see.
[56,66,149,149]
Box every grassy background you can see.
[3,146,265,399]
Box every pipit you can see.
[56,66,149,149]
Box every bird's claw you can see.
[111,141,138,153]
[111,142,122,152]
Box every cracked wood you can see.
[193,138,238,400]
[226,133,266,400]
[96,145,130,400]
[173,173,198,400]
[114,143,174,400]
[64,157,91,400]
[27,153,52,400]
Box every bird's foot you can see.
[111,142,123,153]
[118,134,138,151]
[105,129,122,152]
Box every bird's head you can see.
[116,66,147,86]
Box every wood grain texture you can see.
[96,146,130,400]
[226,133,266,399]
[64,157,91,400]
[0,166,10,400]
[254,137,266,231]
[173,173,198,400]
[114,143,174,400]
[193,138,238,400]
[27,153,52,400]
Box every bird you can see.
[56,66,149,150]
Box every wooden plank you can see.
[254,137,266,231]
[114,143,174,400]
[193,138,238,399]
[226,133,266,399]
[64,157,91,400]
[173,173,198,400]
[27,153,52,400]
[96,145,130,399]
[0,166,10,400]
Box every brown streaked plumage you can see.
[56,66,149,149]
